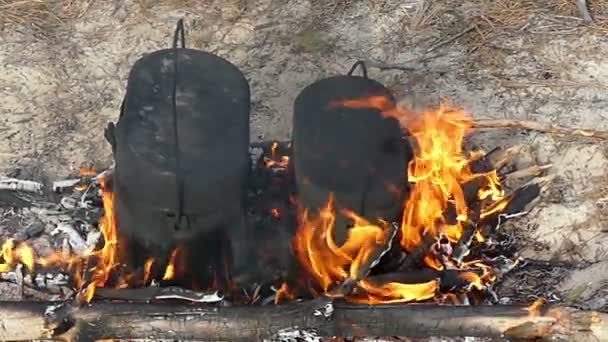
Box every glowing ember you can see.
[291,98,508,303]
[265,141,290,169]
[270,208,281,218]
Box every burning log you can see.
[398,233,436,270]
[0,299,606,341]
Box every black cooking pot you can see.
[292,62,413,244]
[104,20,251,286]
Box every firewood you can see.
[0,177,43,193]
[398,233,436,271]
[473,119,608,139]
[452,203,482,264]
[468,145,521,174]
[503,164,552,182]
[576,0,593,24]
[0,299,606,341]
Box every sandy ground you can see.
[1,0,608,334]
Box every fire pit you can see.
[0,20,607,341]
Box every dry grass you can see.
[0,0,91,30]
[478,0,608,33]
[402,0,444,33]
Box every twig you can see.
[576,0,593,24]
[0,177,43,193]
[452,203,481,264]
[361,60,414,71]
[357,54,447,72]
[427,25,476,53]
[473,119,608,140]
[469,146,521,174]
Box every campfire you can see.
[0,20,607,341]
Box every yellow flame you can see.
[292,98,510,303]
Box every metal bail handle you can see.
[166,212,191,232]
[347,60,368,78]
[172,18,186,49]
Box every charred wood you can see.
[0,299,606,341]
[468,145,520,174]
[398,233,436,271]
[452,203,482,264]
[502,164,552,182]
[479,176,550,235]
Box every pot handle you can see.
[172,18,186,49]
[347,60,368,78]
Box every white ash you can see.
[51,222,99,255]
[249,147,264,167]
[270,327,321,342]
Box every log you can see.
[473,119,608,140]
[0,299,606,341]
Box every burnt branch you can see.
[398,233,436,271]
[503,164,552,182]
[479,176,551,236]
[0,300,606,341]
[576,0,594,24]
[452,204,482,264]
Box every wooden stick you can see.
[0,300,606,341]
[503,164,552,181]
[473,119,608,140]
[576,0,593,24]
[427,25,476,52]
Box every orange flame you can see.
[292,97,508,303]
[293,195,390,293]
[355,279,438,304]
[528,298,546,318]
[401,105,502,253]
